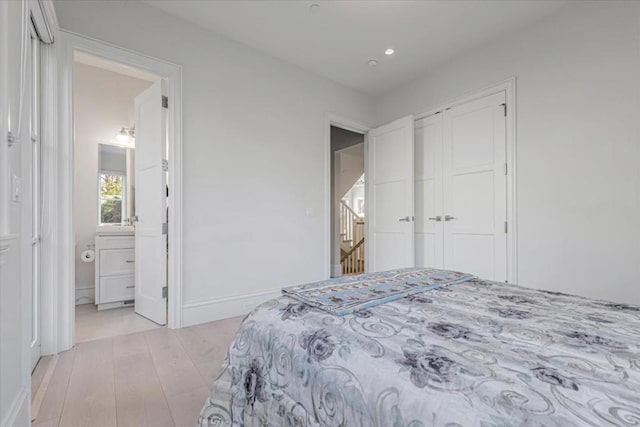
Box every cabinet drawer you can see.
[100,249,135,276]
[97,235,134,250]
[100,275,135,303]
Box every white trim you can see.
[53,30,183,353]
[182,288,281,327]
[74,286,95,305]
[324,114,370,278]
[413,77,518,283]
[330,264,342,277]
[29,0,55,44]
[0,387,29,427]
[0,0,8,238]
[31,353,58,420]
[39,11,59,357]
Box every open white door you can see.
[27,24,42,369]
[366,115,415,272]
[134,80,167,325]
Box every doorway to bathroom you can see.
[72,52,169,342]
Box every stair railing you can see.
[340,201,362,245]
[341,237,365,275]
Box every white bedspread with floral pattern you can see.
[199,271,640,426]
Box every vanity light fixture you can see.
[115,126,135,145]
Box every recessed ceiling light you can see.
[368,59,378,67]
[309,4,320,13]
[385,48,395,56]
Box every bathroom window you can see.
[99,173,126,225]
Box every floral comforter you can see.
[199,276,640,426]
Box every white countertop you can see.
[95,225,134,236]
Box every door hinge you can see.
[501,103,507,117]
[162,159,169,172]
[162,286,168,299]
[504,221,508,233]
[504,163,508,175]
[162,222,168,235]
[7,131,17,147]
[162,96,168,109]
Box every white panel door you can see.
[443,92,507,281]
[414,114,444,269]
[28,23,41,371]
[367,115,415,272]
[134,80,167,325]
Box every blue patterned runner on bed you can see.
[282,267,474,315]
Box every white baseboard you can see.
[182,288,281,327]
[331,264,343,278]
[1,387,29,427]
[75,286,94,305]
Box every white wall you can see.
[375,1,640,304]
[343,180,365,216]
[54,0,374,325]
[336,144,364,200]
[73,63,151,304]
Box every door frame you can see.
[415,78,518,283]
[324,114,370,278]
[50,30,183,352]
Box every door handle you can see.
[126,285,134,289]
[126,260,135,263]
[444,215,456,221]
[428,216,442,222]
[398,216,411,222]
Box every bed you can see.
[198,268,640,426]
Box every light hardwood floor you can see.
[75,303,164,343]
[32,316,244,427]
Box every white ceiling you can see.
[143,0,567,96]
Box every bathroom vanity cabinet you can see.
[95,228,135,310]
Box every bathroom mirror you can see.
[98,143,135,225]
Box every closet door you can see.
[414,114,444,268]
[443,92,507,281]
[367,115,415,272]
